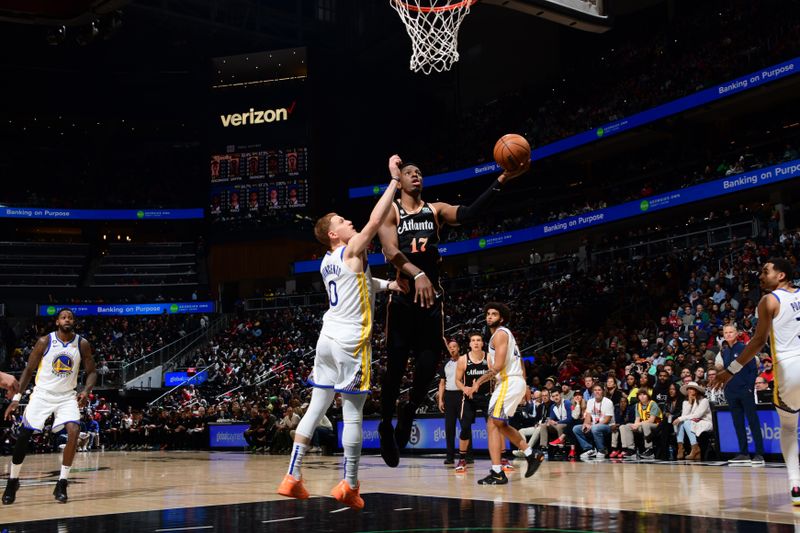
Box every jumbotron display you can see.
[209,146,310,223]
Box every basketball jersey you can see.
[488,326,523,380]
[394,200,441,288]
[36,331,82,394]
[442,359,458,391]
[464,352,490,395]
[770,287,800,359]
[319,245,376,350]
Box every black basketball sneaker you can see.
[54,479,68,503]
[2,478,20,505]
[379,421,399,468]
[525,450,545,478]
[477,469,508,485]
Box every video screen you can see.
[209,147,309,224]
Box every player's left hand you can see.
[497,160,530,184]
[77,391,89,408]
[708,369,732,390]
[0,372,19,399]
[389,278,410,294]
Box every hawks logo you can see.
[52,354,74,376]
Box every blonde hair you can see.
[314,213,337,248]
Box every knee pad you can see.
[459,426,472,441]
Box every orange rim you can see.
[394,0,476,14]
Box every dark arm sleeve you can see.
[455,179,503,223]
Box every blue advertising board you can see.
[715,407,798,455]
[209,423,249,448]
[0,207,204,220]
[349,56,800,199]
[37,301,215,317]
[338,417,508,450]
[164,371,208,387]
[297,158,800,273]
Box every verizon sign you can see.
[219,101,296,127]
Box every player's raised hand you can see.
[497,159,530,184]
[413,273,435,308]
[389,277,410,294]
[388,154,403,176]
[0,372,19,399]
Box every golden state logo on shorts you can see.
[52,353,74,376]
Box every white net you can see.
[390,0,475,75]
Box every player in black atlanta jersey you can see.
[453,331,491,473]
[376,159,529,467]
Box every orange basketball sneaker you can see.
[330,479,364,510]
[277,474,309,500]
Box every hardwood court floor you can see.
[0,450,798,531]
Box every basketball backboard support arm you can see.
[483,0,612,33]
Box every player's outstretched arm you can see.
[433,163,531,226]
[371,276,409,294]
[709,293,777,390]
[345,155,402,258]
[77,338,97,408]
[4,336,47,420]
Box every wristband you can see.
[11,393,21,402]
[414,272,427,281]
[727,360,743,374]
[391,176,401,182]
[373,278,390,292]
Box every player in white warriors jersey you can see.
[710,258,800,505]
[469,302,544,485]
[278,155,408,510]
[3,308,97,504]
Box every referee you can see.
[438,340,462,464]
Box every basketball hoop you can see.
[390,0,476,75]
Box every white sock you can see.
[491,464,502,473]
[523,447,533,457]
[342,394,366,490]
[778,408,800,489]
[9,463,22,479]
[289,386,335,480]
[287,443,307,480]
[344,453,359,490]
[60,465,71,480]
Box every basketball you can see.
[493,134,531,172]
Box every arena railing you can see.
[590,218,757,264]
[105,315,227,386]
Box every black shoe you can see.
[478,469,508,485]
[443,457,454,465]
[394,403,415,450]
[378,421,399,468]
[2,478,20,505]
[640,449,655,460]
[729,454,751,465]
[465,455,474,464]
[525,450,545,478]
[53,479,68,503]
